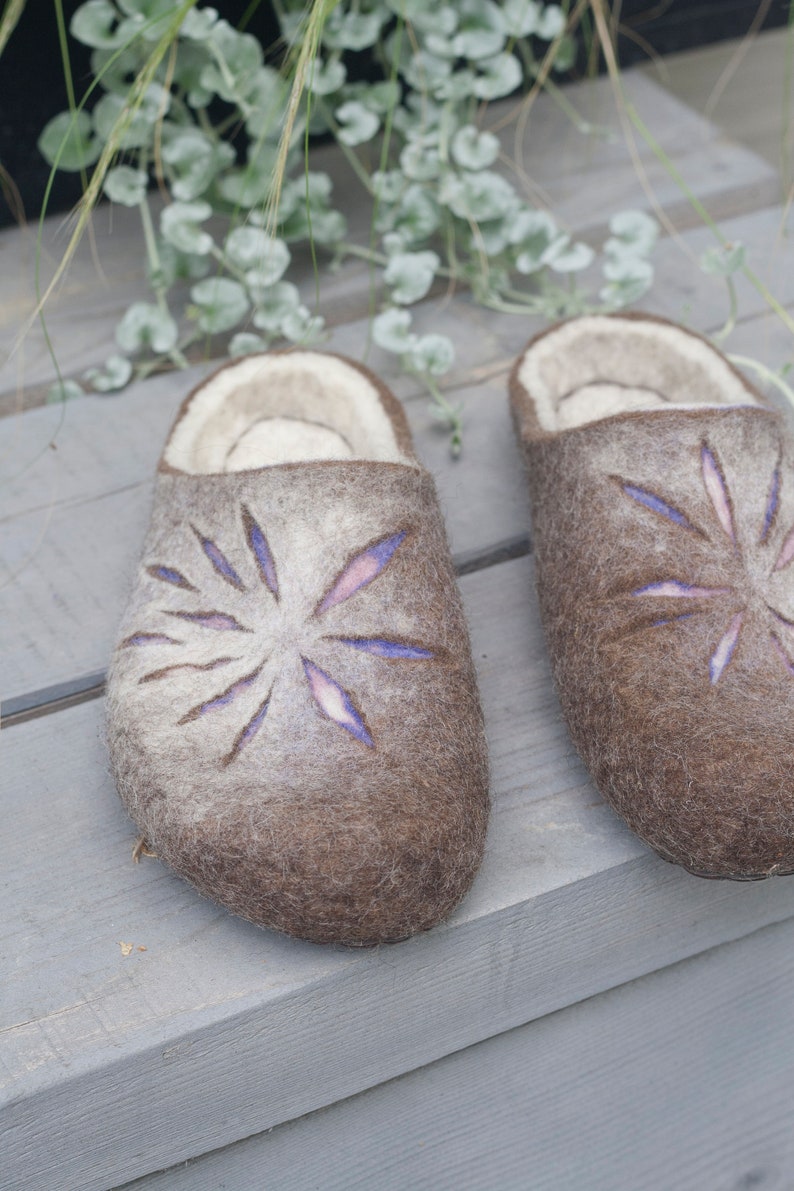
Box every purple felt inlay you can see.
[227,696,271,763]
[181,667,259,723]
[651,613,695,628]
[168,610,249,631]
[149,565,194,589]
[709,611,743,684]
[774,524,794,572]
[140,657,236,684]
[302,657,374,747]
[622,484,694,530]
[243,508,279,596]
[123,632,179,647]
[771,633,794,675]
[761,468,780,544]
[198,534,244,589]
[337,637,433,659]
[633,581,728,599]
[317,531,407,614]
[702,446,735,541]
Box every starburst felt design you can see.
[620,443,794,685]
[123,510,434,762]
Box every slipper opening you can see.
[515,315,758,434]
[164,352,415,473]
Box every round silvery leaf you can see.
[46,379,86,404]
[372,170,405,204]
[603,256,653,285]
[435,68,477,102]
[116,302,179,353]
[335,101,380,147]
[280,306,325,345]
[323,9,385,51]
[226,228,290,278]
[218,156,277,208]
[392,185,441,244]
[441,171,516,222]
[117,0,181,42]
[38,111,100,171]
[607,209,659,256]
[600,275,653,308]
[90,45,142,96]
[501,0,540,36]
[163,130,235,202]
[384,250,441,305]
[230,332,269,356]
[452,0,506,60]
[180,6,218,40]
[84,354,133,392]
[403,51,452,92]
[190,278,250,334]
[103,165,148,206]
[93,91,162,150]
[472,52,522,99]
[244,69,287,135]
[202,20,263,101]
[399,141,441,182]
[700,243,746,277]
[309,58,346,96]
[548,241,595,273]
[372,309,417,354]
[153,240,211,287]
[161,201,214,255]
[70,0,123,48]
[452,125,500,171]
[385,0,457,35]
[359,80,401,115]
[537,4,566,39]
[507,208,558,246]
[406,334,454,377]
[252,282,302,331]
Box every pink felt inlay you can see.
[307,665,355,729]
[701,447,735,541]
[319,554,381,612]
[774,524,794,572]
[709,612,743,684]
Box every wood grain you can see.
[126,918,794,1191]
[4,557,794,1189]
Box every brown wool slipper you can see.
[510,312,794,881]
[107,352,489,945]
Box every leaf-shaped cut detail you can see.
[166,610,251,632]
[140,657,238,684]
[194,528,245,589]
[336,637,433,659]
[774,523,794,573]
[148,565,195,590]
[302,658,373,747]
[242,506,279,597]
[709,612,743,684]
[225,695,271,765]
[760,467,780,544]
[317,531,407,615]
[179,665,261,724]
[633,581,730,599]
[621,483,697,531]
[122,631,180,647]
[701,446,735,542]
[771,633,794,675]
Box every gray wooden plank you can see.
[4,557,794,1190]
[127,917,794,1191]
[0,69,777,406]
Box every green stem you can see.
[713,275,739,343]
[421,372,463,458]
[728,353,794,409]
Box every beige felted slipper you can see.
[510,312,794,880]
[107,352,489,945]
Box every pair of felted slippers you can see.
[108,313,794,947]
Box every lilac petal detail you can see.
[651,612,696,628]
[771,633,794,676]
[633,581,729,598]
[336,637,434,660]
[760,468,780,544]
[302,658,374,747]
[193,529,244,589]
[140,656,237,684]
[179,666,260,724]
[709,612,743,684]
[622,484,695,531]
[242,506,278,597]
[148,565,195,590]
[702,446,735,541]
[167,610,250,632]
[774,523,794,572]
[225,696,271,765]
[317,531,407,615]
[122,632,180,647]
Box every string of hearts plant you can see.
[38,0,663,454]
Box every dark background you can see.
[1,0,791,228]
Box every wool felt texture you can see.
[510,312,794,880]
[107,352,489,945]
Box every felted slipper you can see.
[107,352,489,945]
[510,312,794,880]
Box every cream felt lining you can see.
[164,353,413,473]
[518,316,758,432]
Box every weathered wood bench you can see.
[3,62,794,1189]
